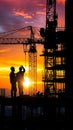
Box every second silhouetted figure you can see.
[16,66,25,96]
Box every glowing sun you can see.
[23,77,31,87]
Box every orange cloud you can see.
[0,48,10,53]
[36,11,45,15]
[57,0,65,4]
[25,21,34,24]
[13,10,32,19]
[36,3,45,7]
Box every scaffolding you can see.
[40,0,66,95]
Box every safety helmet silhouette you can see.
[10,66,15,71]
[19,66,22,71]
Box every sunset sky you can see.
[0,0,65,97]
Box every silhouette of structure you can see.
[28,26,37,95]
[0,26,41,95]
[40,0,65,95]
[65,0,73,96]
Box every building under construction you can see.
[40,0,66,95]
[40,0,73,96]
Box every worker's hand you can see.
[21,65,25,72]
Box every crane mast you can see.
[28,26,37,95]
[46,0,57,31]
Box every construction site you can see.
[0,0,66,96]
[0,0,73,129]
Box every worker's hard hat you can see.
[10,66,15,71]
[19,65,25,71]
[19,66,22,71]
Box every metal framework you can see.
[28,26,37,95]
[0,26,42,96]
[41,0,66,95]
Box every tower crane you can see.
[0,26,43,96]
[28,26,37,95]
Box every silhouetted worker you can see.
[9,66,17,98]
[16,66,25,96]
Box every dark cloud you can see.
[0,0,65,32]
